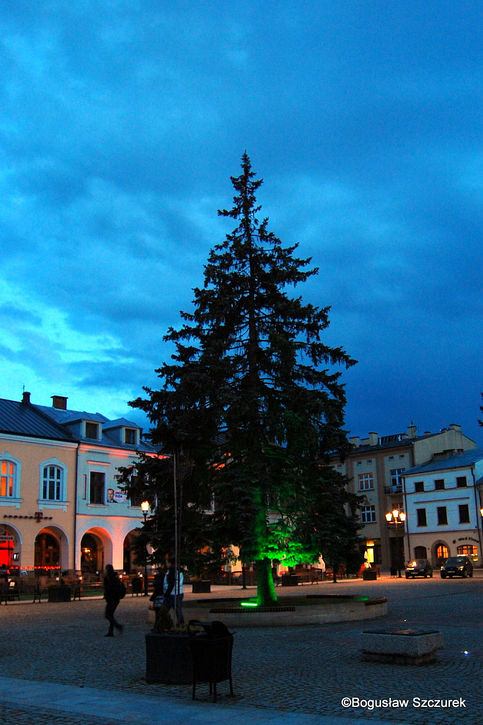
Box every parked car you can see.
[405,559,433,578]
[440,556,474,578]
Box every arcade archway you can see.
[0,524,18,568]
[80,528,113,578]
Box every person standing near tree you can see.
[103,564,125,637]
[149,568,166,631]
[163,558,184,625]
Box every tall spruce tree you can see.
[128,153,359,605]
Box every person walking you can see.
[163,559,184,625]
[103,564,124,637]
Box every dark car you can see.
[440,555,474,578]
[405,559,433,578]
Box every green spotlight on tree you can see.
[240,601,259,608]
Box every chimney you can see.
[448,423,461,432]
[51,395,68,410]
[368,432,378,446]
[349,436,360,448]
[407,423,417,438]
[22,391,31,405]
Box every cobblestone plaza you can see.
[0,576,481,724]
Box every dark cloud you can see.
[0,1,481,442]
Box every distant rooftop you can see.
[404,448,483,476]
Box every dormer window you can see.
[124,428,137,445]
[85,422,100,440]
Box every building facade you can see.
[36,395,157,576]
[0,392,156,576]
[402,449,483,567]
[0,393,77,572]
[331,424,476,571]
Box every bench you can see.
[361,629,443,665]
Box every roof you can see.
[0,398,75,442]
[35,406,108,425]
[103,418,140,430]
[404,448,483,476]
[34,404,155,454]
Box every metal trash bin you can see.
[188,620,234,702]
[131,577,143,595]
[48,585,72,602]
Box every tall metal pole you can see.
[173,448,180,623]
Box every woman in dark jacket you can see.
[103,564,124,637]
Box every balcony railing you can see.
[384,485,403,494]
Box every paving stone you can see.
[0,577,481,724]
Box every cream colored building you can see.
[0,393,77,572]
[331,424,476,571]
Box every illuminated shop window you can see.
[457,545,478,561]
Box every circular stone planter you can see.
[183,594,388,627]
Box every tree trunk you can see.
[256,558,278,606]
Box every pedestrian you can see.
[149,569,166,632]
[163,558,185,625]
[319,556,326,580]
[103,564,125,637]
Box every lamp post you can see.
[141,500,150,596]
[385,509,406,578]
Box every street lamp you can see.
[385,509,406,525]
[141,500,150,596]
[386,509,406,578]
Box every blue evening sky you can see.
[0,1,481,443]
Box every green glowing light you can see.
[240,601,259,608]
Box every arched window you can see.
[414,546,427,559]
[0,459,16,497]
[435,544,449,562]
[39,460,67,504]
[42,465,63,501]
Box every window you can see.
[358,473,374,491]
[360,505,376,523]
[414,546,427,559]
[415,481,424,493]
[416,508,427,527]
[437,506,448,525]
[390,468,405,492]
[458,504,470,524]
[124,428,136,445]
[456,476,467,488]
[85,422,99,440]
[434,479,445,490]
[0,460,16,497]
[457,545,478,560]
[89,472,105,504]
[436,544,449,562]
[42,465,63,501]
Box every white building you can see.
[36,395,157,574]
[402,449,483,567]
